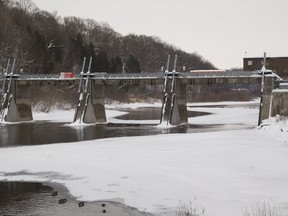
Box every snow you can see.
[273,89,288,92]
[189,106,258,126]
[259,115,288,134]
[1,101,288,216]
[33,109,75,122]
[33,108,129,124]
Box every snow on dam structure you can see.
[0,71,285,125]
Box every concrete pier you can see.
[73,79,106,124]
[83,81,106,123]
[1,80,32,122]
[259,76,275,123]
[160,78,187,125]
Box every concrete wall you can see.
[270,90,288,117]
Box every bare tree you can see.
[13,0,38,14]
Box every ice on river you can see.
[0,101,288,216]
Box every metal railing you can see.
[0,71,266,81]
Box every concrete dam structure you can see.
[1,69,284,126]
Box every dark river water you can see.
[0,107,212,147]
[0,107,235,215]
[0,181,153,216]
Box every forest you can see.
[0,0,216,75]
[0,0,254,109]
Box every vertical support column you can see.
[4,80,33,122]
[160,80,173,124]
[83,81,107,123]
[259,76,275,123]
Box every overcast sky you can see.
[33,0,288,69]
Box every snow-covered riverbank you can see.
[0,101,287,216]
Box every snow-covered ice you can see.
[0,101,288,216]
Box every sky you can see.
[32,0,288,69]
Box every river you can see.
[0,105,252,215]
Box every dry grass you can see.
[243,200,286,216]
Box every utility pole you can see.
[258,52,266,126]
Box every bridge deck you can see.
[0,71,266,86]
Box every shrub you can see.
[176,200,205,216]
[243,200,286,216]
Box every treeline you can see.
[0,0,216,75]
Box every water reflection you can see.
[0,122,78,146]
[116,107,209,120]
[0,121,229,147]
[0,181,152,216]
[0,107,212,147]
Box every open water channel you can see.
[0,107,213,147]
[0,106,248,215]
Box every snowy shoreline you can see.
[1,101,288,216]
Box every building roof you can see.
[243,56,288,60]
